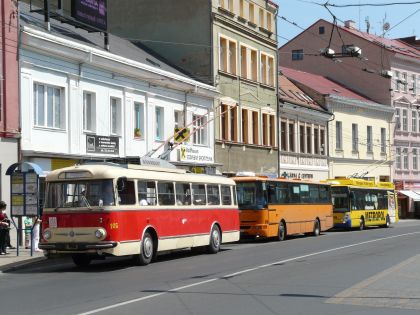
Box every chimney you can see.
[344,20,356,29]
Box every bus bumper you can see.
[39,241,118,251]
[333,220,352,228]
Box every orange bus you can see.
[233,175,333,240]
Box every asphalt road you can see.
[1,220,420,315]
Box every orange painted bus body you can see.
[234,177,333,239]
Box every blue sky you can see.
[277,0,420,47]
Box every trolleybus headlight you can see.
[95,228,107,239]
[43,230,52,240]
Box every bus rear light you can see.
[95,228,107,240]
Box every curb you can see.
[0,256,47,273]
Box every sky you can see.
[276,0,420,47]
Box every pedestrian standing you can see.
[32,217,42,252]
[24,216,33,249]
[0,201,9,255]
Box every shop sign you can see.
[86,135,119,155]
[281,171,314,180]
[72,0,107,31]
[179,146,214,163]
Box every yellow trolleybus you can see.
[326,178,398,230]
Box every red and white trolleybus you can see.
[40,163,239,266]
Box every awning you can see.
[399,190,420,201]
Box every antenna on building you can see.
[365,16,370,34]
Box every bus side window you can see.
[221,185,232,205]
[207,184,220,205]
[290,184,300,203]
[309,185,320,203]
[278,182,289,204]
[119,180,136,205]
[175,183,191,205]
[158,182,175,206]
[192,184,206,205]
[137,181,157,206]
[319,185,330,203]
[267,183,278,204]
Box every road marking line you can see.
[76,231,420,315]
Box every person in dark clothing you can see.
[0,201,9,255]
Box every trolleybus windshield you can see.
[236,181,267,210]
[46,179,115,208]
[331,186,350,212]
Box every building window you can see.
[220,104,238,142]
[396,147,401,169]
[155,106,164,141]
[281,121,287,151]
[402,72,408,93]
[33,83,64,129]
[134,102,145,139]
[320,128,326,155]
[319,26,325,34]
[242,109,249,143]
[300,125,305,153]
[412,110,417,133]
[240,45,257,81]
[413,149,418,170]
[367,126,373,152]
[306,126,312,154]
[252,111,259,145]
[239,0,244,17]
[83,92,95,132]
[174,110,184,130]
[352,123,358,152]
[110,97,121,135]
[261,113,275,146]
[314,127,319,154]
[262,113,269,146]
[411,74,417,94]
[289,121,295,152]
[249,3,255,23]
[266,12,272,31]
[269,115,275,147]
[292,49,304,61]
[402,109,408,131]
[219,37,237,75]
[220,0,233,11]
[260,53,275,86]
[193,115,207,145]
[394,71,400,90]
[395,108,401,130]
[259,8,264,28]
[403,148,409,169]
[381,128,386,153]
[336,121,342,150]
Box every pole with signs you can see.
[6,162,44,256]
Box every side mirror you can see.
[117,177,127,192]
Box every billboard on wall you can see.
[71,0,107,31]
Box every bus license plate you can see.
[49,217,57,228]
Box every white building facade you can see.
[19,25,218,173]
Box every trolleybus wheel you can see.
[359,217,365,231]
[383,215,391,228]
[72,254,91,267]
[313,219,320,237]
[208,225,221,254]
[277,221,286,241]
[135,231,154,266]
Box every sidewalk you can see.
[0,246,45,272]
